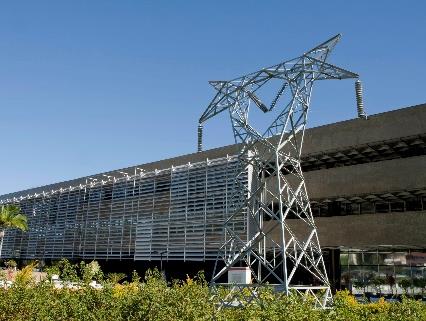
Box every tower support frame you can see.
[199,34,359,307]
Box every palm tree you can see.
[0,205,28,258]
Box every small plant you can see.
[80,260,103,283]
[386,274,396,295]
[341,273,352,290]
[132,270,141,283]
[399,278,413,295]
[57,258,79,282]
[353,278,368,294]
[14,262,37,285]
[413,277,426,296]
[107,272,127,284]
[372,277,385,295]
[43,264,60,279]
[4,259,17,270]
[0,269,6,281]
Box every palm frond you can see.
[0,205,28,231]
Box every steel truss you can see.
[199,34,358,307]
[0,156,243,263]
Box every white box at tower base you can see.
[228,267,251,284]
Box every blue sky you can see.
[1,1,425,195]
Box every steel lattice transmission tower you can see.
[198,34,359,307]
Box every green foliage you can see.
[4,259,17,269]
[0,205,28,267]
[0,269,6,281]
[0,264,425,321]
[80,261,104,283]
[55,258,79,282]
[14,262,36,286]
[44,264,60,279]
[413,277,426,295]
[372,277,386,294]
[386,274,396,294]
[0,205,28,231]
[353,278,368,292]
[399,278,413,294]
[107,272,127,284]
[132,269,141,283]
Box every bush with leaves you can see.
[4,259,17,269]
[372,277,386,295]
[0,263,425,321]
[386,274,396,295]
[413,277,426,296]
[353,278,368,293]
[107,272,127,284]
[399,278,413,295]
[80,261,104,283]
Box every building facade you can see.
[1,103,425,288]
[1,156,246,262]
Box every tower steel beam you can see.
[200,34,358,307]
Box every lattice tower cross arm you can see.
[200,34,359,308]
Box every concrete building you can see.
[1,103,425,289]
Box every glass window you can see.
[378,265,394,278]
[343,203,354,215]
[360,202,375,214]
[327,202,342,216]
[390,201,405,212]
[348,267,364,283]
[311,206,320,217]
[348,252,362,265]
[375,202,390,213]
[393,252,408,266]
[340,252,349,266]
[405,197,423,211]
[394,266,411,281]
[361,265,378,281]
[407,251,426,266]
[319,204,329,217]
[340,248,426,292]
[340,265,351,286]
[350,203,360,215]
[363,252,378,265]
[378,252,394,265]
[411,267,425,279]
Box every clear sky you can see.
[1,1,425,195]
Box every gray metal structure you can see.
[199,34,358,307]
[0,156,244,262]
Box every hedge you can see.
[0,267,425,321]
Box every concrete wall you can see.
[305,155,426,199]
[303,103,426,155]
[287,211,426,248]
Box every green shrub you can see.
[399,278,413,295]
[0,263,425,321]
[79,261,104,283]
[4,259,17,269]
[106,272,127,284]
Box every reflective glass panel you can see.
[363,252,378,265]
[407,251,426,267]
[378,252,394,265]
[393,252,409,266]
[340,253,349,266]
[348,252,362,265]
[394,266,411,281]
